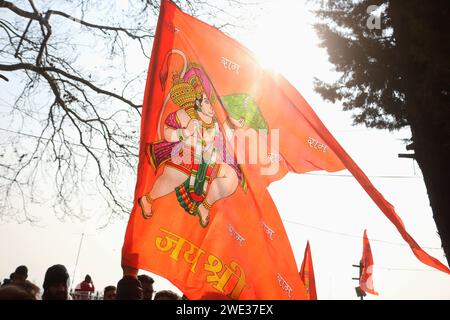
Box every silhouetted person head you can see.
[13,265,28,283]
[14,280,40,300]
[42,264,70,300]
[137,274,154,300]
[85,275,92,283]
[154,290,180,300]
[1,278,12,287]
[103,285,117,300]
[0,285,34,300]
[116,276,143,300]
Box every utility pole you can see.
[398,142,417,177]
[71,232,85,290]
[352,262,366,300]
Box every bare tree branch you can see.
[0,0,252,223]
[0,63,142,110]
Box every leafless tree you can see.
[0,0,250,224]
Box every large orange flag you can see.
[360,230,378,296]
[122,0,449,300]
[299,241,317,300]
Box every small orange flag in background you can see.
[299,241,317,300]
[360,230,378,296]
[122,0,449,301]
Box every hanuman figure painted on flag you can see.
[138,61,247,228]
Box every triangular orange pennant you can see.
[299,241,317,300]
[360,230,379,296]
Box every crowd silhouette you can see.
[0,264,182,300]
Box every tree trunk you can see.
[390,0,450,265]
[410,119,450,265]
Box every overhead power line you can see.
[377,266,437,272]
[282,218,441,250]
[1,127,421,179]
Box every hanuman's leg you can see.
[197,164,239,226]
[139,165,188,218]
[206,164,239,204]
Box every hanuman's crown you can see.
[188,75,205,100]
[170,71,196,108]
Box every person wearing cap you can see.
[42,264,70,300]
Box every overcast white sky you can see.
[1,0,450,299]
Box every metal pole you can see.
[359,262,363,301]
[71,233,85,289]
[352,262,365,300]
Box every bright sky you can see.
[1,0,450,299]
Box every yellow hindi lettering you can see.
[183,243,206,273]
[155,229,247,297]
[204,254,225,292]
[155,228,205,273]
[155,228,186,261]
[227,262,247,299]
[204,254,247,299]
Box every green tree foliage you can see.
[314,0,450,263]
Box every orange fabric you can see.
[122,0,449,301]
[360,230,378,296]
[299,241,317,300]
[121,0,311,300]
